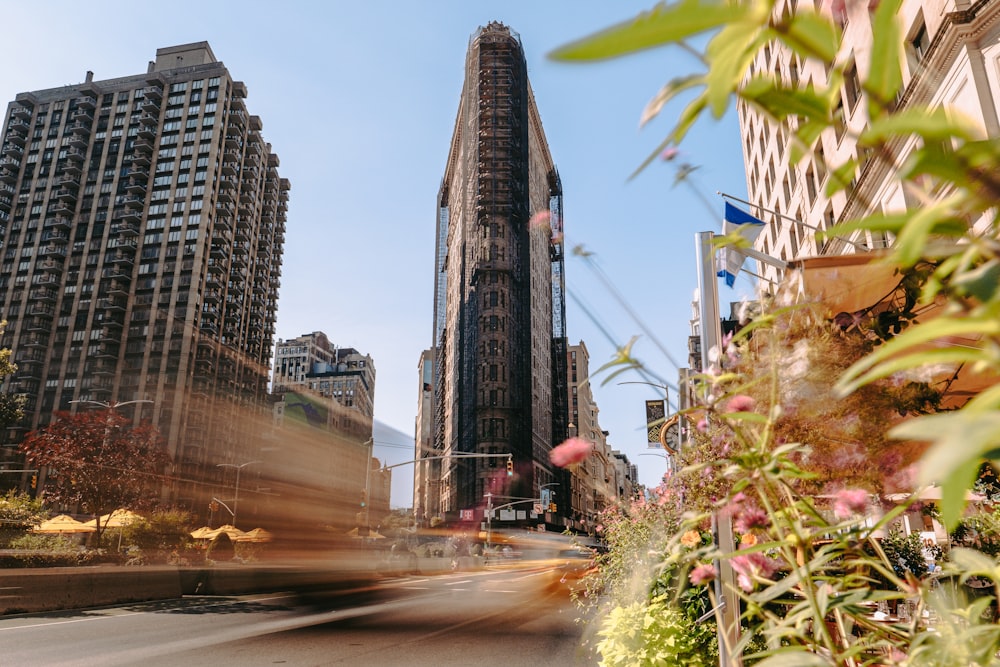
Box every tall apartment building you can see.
[0,43,288,511]
[431,23,569,518]
[740,1,1000,284]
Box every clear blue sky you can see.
[4,1,752,507]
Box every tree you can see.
[0,321,25,430]
[19,410,170,543]
[0,490,47,546]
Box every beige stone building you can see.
[740,0,1000,283]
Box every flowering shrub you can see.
[552,0,1000,664]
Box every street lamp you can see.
[216,460,260,529]
[539,482,560,512]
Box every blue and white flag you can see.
[717,202,766,287]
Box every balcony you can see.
[98,297,128,312]
[39,244,67,259]
[76,95,96,110]
[35,253,66,273]
[58,174,81,189]
[24,317,51,332]
[55,188,77,203]
[68,132,88,149]
[133,136,154,153]
[0,196,10,212]
[0,156,20,170]
[11,103,32,120]
[125,180,146,196]
[107,280,129,296]
[72,106,93,122]
[108,250,134,267]
[40,229,68,244]
[111,220,140,236]
[2,144,22,159]
[44,216,71,231]
[90,358,116,376]
[118,207,141,224]
[16,361,42,381]
[0,168,16,184]
[26,302,54,318]
[21,333,49,347]
[53,200,75,216]
[137,122,156,140]
[28,287,57,302]
[140,97,160,113]
[130,151,150,167]
[64,147,85,162]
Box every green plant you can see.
[120,508,193,563]
[551,0,1000,663]
[0,490,48,547]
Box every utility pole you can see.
[697,232,742,667]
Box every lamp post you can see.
[362,437,373,537]
[216,460,260,529]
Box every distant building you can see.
[567,342,614,532]
[431,22,569,520]
[0,42,287,515]
[413,349,438,524]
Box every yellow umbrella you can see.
[34,514,97,534]
[235,527,273,543]
[83,509,143,529]
[203,524,247,540]
[190,526,216,539]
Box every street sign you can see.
[533,503,542,514]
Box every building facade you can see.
[0,43,288,513]
[273,332,376,422]
[740,0,1000,282]
[431,23,569,519]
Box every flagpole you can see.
[717,191,869,251]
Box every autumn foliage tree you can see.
[19,410,170,542]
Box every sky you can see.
[3,1,753,508]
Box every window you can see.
[910,16,930,63]
[844,60,860,113]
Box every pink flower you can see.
[724,395,755,413]
[734,506,769,534]
[529,211,551,230]
[730,551,779,592]
[660,147,680,162]
[689,563,717,586]
[549,437,592,468]
[833,488,869,519]
[696,418,708,432]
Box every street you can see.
[0,565,595,666]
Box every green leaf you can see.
[951,259,1000,302]
[892,412,1000,528]
[866,0,903,114]
[825,158,858,197]
[891,196,968,267]
[779,9,841,64]
[704,20,762,117]
[949,546,1000,577]
[548,1,748,62]
[838,313,1000,395]
[740,78,832,122]
[640,74,705,127]
[860,107,974,146]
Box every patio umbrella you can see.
[83,509,143,529]
[34,515,97,534]
[190,526,216,539]
[203,524,247,540]
[235,527,272,543]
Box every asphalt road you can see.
[0,565,597,666]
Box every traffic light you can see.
[30,474,37,489]
[360,490,367,508]
[548,502,557,512]
[506,457,513,477]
